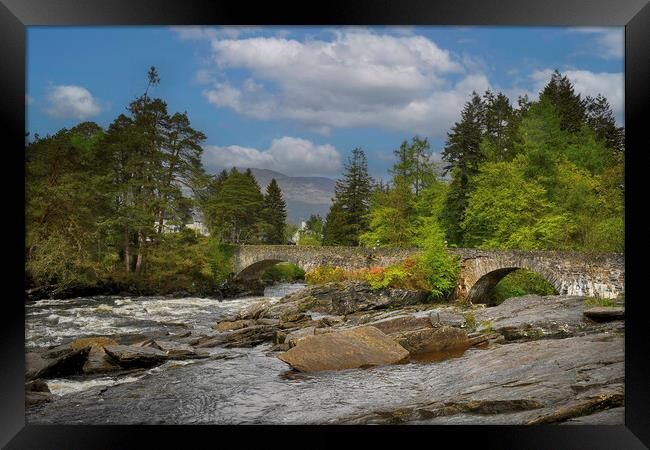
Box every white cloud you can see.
[199,29,491,137]
[569,27,624,59]
[43,85,102,119]
[202,136,342,176]
[530,69,623,120]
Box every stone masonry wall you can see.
[233,245,624,301]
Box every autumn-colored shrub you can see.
[304,265,347,284]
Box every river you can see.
[25,285,624,425]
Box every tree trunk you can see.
[135,231,144,274]
[124,225,131,274]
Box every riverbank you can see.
[25,281,625,425]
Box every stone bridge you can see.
[232,245,624,304]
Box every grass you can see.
[463,312,477,329]
[583,297,619,307]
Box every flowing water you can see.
[25,283,474,424]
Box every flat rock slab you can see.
[584,307,624,322]
[104,345,168,367]
[367,315,433,335]
[278,326,409,372]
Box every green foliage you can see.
[463,312,477,328]
[262,263,305,282]
[584,297,619,307]
[260,178,288,244]
[492,269,558,304]
[207,239,235,284]
[366,266,410,290]
[413,218,460,299]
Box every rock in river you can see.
[103,345,168,368]
[583,307,624,322]
[277,326,410,372]
[391,326,470,355]
[26,346,91,380]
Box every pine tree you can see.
[322,201,353,246]
[329,148,373,245]
[482,91,519,162]
[585,94,624,153]
[261,178,287,244]
[204,168,265,244]
[440,91,485,245]
[539,70,586,133]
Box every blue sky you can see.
[27,26,624,181]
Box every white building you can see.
[291,221,307,244]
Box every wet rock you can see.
[335,332,624,425]
[152,341,204,359]
[221,325,278,348]
[472,295,602,342]
[213,319,256,332]
[238,301,271,320]
[277,326,410,372]
[583,307,624,322]
[26,391,54,408]
[391,326,469,355]
[70,337,118,350]
[104,345,168,368]
[82,347,123,375]
[26,379,50,393]
[268,343,291,352]
[256,318,281,326]
[26,346,91,380]
[367,315,433,335]
[316,315,345,327]
[428,309,467,327]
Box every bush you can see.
[492,269,558,304]
[413,218,460,299]
[262,263,305,282]
[305,265,347,284]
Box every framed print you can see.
[2,0,649,447]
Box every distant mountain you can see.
[220,167,336,224]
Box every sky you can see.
[26,26,624,181]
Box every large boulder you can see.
[104,345,168,368]
[391,326,470,355]
[285,326,316,348]
[277,326,410,372]
[66,337,124,375]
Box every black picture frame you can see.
[2,0,648,447]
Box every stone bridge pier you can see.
[232,245,624,305]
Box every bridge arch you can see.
[235,258,303,280]
[464,266,562,305]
